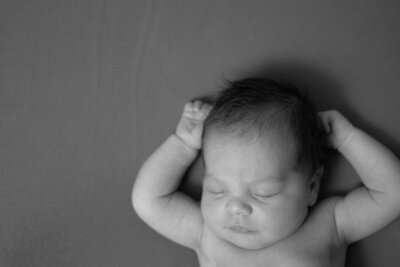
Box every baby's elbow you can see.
[132,174,146,211]
[131,186,143,211]
[381,188,400,220]
[390,191,400,214]
[131,189,138,212]
[132,189,162,228]
[131,183,145,216]
[387,179,400,208]
[131,185,154,222]
[132,197,145,225]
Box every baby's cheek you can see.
[201,196,224,222]
[200,196,215,215]
[272,200,308,229]
[254,201,296,224]
[252,207,276,227]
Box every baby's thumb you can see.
[317,112,332,134]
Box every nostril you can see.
[227,199,252,216]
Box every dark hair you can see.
[204,78,325,175]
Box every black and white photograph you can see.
[1,1,400,266]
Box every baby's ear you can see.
[308,166,324,207]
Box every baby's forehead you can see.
[202,132,300,176]
[203,128,298,153]
[204,171,288,185]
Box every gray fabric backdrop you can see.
[1,1,400,266]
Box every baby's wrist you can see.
[172,132,201,152]
[337,127,358,152]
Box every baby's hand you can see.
[175,100,212,150]
[318,110,355,150]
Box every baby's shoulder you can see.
[302,196,344,245]
[311,196,341,218]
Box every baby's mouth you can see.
[227,225,255,234]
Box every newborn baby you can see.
[133,78,400,267]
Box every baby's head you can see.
[200,78,325,249]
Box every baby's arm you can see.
[319,110,400,244]
[132,101,212,250]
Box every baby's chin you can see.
[219,225,301,250]
[224,233,284,250]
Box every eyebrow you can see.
[203,174,224,183]
[251,177,286,187]
[204,173,286,185]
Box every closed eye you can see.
[252,193,277,200]
[208,190,226,197]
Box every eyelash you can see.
[209,189,224,194]
[252,193,276,200]
[208,190,226,198]
[207,189,276,201]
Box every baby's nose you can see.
[226,198,252,216]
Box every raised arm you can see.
[132,101,212,250]
[319,110,400,244]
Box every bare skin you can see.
[132,101,400,267]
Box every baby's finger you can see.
[193,104,211,120]
[193,100,202,112]
[201,103,213,114]
[181,102,193,117]
[317,112,332,133]
[183,102,194,111]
